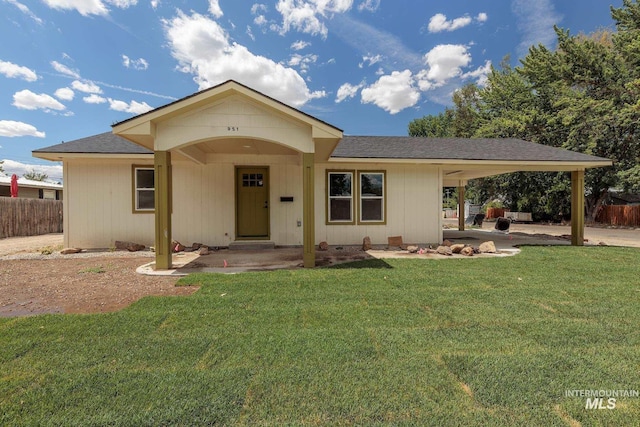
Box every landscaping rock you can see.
[115,240,145,252]
[442,239,453,247]
[192,242,203,250]
[197,245,210,255]
[318,241,329,251]
[172,240,185,252]
[60,247,82,255]
[436,245,453,256]
[388,236,403,247]
[450,243,465,254]
[407,245,419,253]
[362,236,372,251]
[478,241,497,253]
[460,246,474,257]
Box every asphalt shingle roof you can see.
[332,136,611,163]
[34,133,611,165]
[33,132,152,155]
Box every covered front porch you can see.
[112,81,343,270]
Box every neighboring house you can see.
[0,175,63,200]
[33,80,611,268]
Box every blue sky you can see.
[0,0,623,181]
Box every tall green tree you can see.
[408,109,455,137]
[0,160,4,174]
[409,0,640,221]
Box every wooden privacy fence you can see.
[0,198,63,238]
[595,205,640,227]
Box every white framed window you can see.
[133,167,154,212]
[359,171,385,223]
[327,171,354,223]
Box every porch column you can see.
[303,153,315,268]
[154,150,172,269]
[571,170,585,246]
[457,184,465,231]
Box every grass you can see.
[1,246,639,426]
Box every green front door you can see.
[236,167,269,239]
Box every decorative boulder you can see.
[172,240,185,252]
[442,239,453,247]
[388,236,403,247]
[60,248,82,255]
[436,245,453,256]
[115,240,145,252]
[460,246,474,257]
[407,245,419,253]
[197,245,210,255]
[450,244,465,254]
[478,241,497,253]
[318,241,329,251]
[362,236,372,251]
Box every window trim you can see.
[132,165,155,214]
[357,170,386,225]
[326,169,355,225]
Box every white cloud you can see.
[108,98,153,114]
[275,0,354,38]
[12,89,66,111]
[427,13,472,33]
[246,25,255,41]
[51,61,81,79]
[83,94,107,104]
[71,80,103,94]
[477,12,488,23]
[41,0,137,16]
[361,70,420,114]
[0,120,45,138]
[291,40,311,51]
[1,159,63,181]
[461,60,492,86]
[421,44,471,86]
[5,0,43,24]
[151,0,159,9]
[359,54,382,68]
[512,0,562,56]
[335,82,363,103]
[163,10,325,107]
[288,53,318,73]
[358,0,379,12]
[41,0,109,16]
[208,0,223,18]
[122,55,149,70]
[0,60,38,82]
[54,87,75,101]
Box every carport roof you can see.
[332,136,611,164]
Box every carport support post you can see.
[571,170,585,246]
[303,153,315,268]
[154,151,172,269]
[458,184,465,231]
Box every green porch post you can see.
[154,150,172,269]
[303,153,315,268]
[458,184,465,231]
[571,170,585,246]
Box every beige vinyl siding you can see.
[315,163,442,246]
[65,159,154,248]
[171,154,303,246]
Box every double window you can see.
[327,170,385,224]
[133,166,154,212]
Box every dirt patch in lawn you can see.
[0,257,197,318]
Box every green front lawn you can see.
[1,246,639,426]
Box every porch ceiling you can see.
[196,138,298,156]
